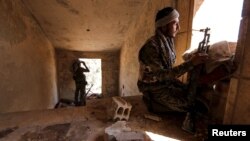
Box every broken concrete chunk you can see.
[104,121,151,141]
[105,121,131,134]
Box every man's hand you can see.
[190,53,209,66]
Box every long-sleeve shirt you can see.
[138,30,194,87]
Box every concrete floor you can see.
[0,96,211,141]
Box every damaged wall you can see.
[56,49,120,100]
[0,0,57,113]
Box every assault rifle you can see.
[187,27,210,105]
[197,27,210,54]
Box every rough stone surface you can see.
[0,0,57,113]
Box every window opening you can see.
[189,0,243,52]
[79,58,102,97]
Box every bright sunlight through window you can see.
[190,0,243,51]
[79,58,102,96]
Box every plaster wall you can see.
[224,0,250,124]
[56,49,119,100]
[0,0,57,113]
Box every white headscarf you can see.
[155,9,179,28]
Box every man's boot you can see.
[182,112,195,134]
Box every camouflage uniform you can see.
[137,31,194,112]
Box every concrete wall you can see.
[56,49,120,100]
[224,0,250,124]
[0,0,58,113]
[119,0,195,96]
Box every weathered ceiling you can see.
[23,0,147,51]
